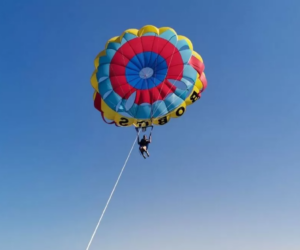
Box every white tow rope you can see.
[85,133,139,250]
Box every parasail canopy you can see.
[91,25,207,128]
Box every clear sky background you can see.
[1,0,300,249]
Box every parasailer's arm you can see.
[149,126,153,143]
[137,134,140,144]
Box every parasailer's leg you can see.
[141,148,149,157]
[145,150,150,157]
[139,146,146,159]
[144,146,150,157]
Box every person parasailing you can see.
[137,132,152,159]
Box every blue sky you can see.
[1,0,300,249]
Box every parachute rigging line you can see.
[85,132,140,250]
